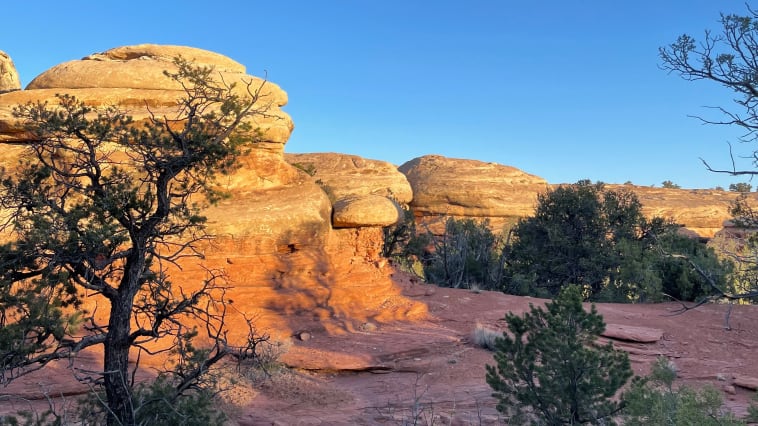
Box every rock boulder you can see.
[26,44,286,106]
[0,44,292,148]
[286,152,413,203]
[399,155,548,232]
[0,50,20,93]
[332,195,401,228]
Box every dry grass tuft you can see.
[472,322,501,351]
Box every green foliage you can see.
[730,183,752,193]
[623,357,744,425]
[74,376,226,426]
[420,217,505,290]
[657,231,734,301]
[486,286,632,425]
[290,161,317,177]
[0,408,62,426]
[381,202,428,272]
[705,194,758,301]
[504,180,652,299]
[662,180,681,189]
[749,393,758,423]
[503,180,732,302]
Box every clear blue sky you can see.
[1,1,755,189]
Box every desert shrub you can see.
[290,161,317,176]
[382,202,429,277]
[74,375,226,426]
[662,180,681,189]
[0,409,63,426]
[707,194,758,302]
[240,338,292,384]
[503,180,733,302]
[486,285,632,425]
[471,322,500,351]
[730,183,752,193]
[420,217,506,290]
[623,357,744,425]
[654,231,735,301]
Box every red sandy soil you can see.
[236,272,758,425]
[1,271,757,425]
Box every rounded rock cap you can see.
[332,195,401,228]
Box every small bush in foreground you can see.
[486,285,632,425]
[472,322,500,351]
[623,357,744,425]
[74,376,227,426]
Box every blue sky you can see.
[1,1,756,189]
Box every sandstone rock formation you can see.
[605,184,757,239]
[332,195,401,228]
[601,324,663,343]
[0,50,20,93]
[0,44,292,148]
[399,155,549,233]
[0,44,426,343]
[285,152,413,203]
[397,154,751,239]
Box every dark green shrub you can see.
[486,286,632,425]
[655,231,734,301]
[503,180,733,302]
[503,180,650,299]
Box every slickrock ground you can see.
[3,270,757,425]
[231,271,758,425]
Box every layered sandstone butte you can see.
[399,154,549,233]
[0,45,426,342]
[605,184,757,239]
[0,44,291,148]
[398,155,753,239]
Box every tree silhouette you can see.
[0,58,272,425]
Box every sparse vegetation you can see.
[471,322,500,351]
[383,181,733,304]
[290,161,318,177]
[730,183,752,193]
[382,202,429,277]
[662,180,681,189]
[419,217,506,290]
[623,357,745,425]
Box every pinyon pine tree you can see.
[486,285,632,425]
[0,58,272,425]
